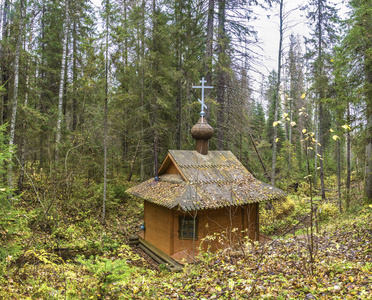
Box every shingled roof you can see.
[126,150,286,211]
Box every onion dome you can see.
[191,116,213,155]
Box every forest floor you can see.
[0,182,371,299]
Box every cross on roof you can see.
[192,77,213,117]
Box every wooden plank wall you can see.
[243,203,259,241]
[144,202,173,254]
[144,202,259,256]
[173,205,255,255]
[172,210,201,256]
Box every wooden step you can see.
[129,235,183,272]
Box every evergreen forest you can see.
[0,0,371,298]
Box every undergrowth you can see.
[0,175,371,299]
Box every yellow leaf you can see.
[308,147,313,150]
[317,154,321,157]
[317,167,321,170]
[283,113,288,118]
[330,128,334,132]
[299,112,304,116]
[286,117,290,121]
[273,121,278,127]
[318,143,321,146]
[331,58,334,62]
[301,93,306,99]
[342,124,351,130]
[332,135,340,141]
[369,204,372,208]
[302,129,307,134]
[290,121,296,127]
[276,138,279,142]
[349,276,354,282]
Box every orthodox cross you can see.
[193,77,213,117]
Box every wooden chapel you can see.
[127,78,285,262]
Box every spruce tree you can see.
[306,0,338,200]
[343,0,372,202]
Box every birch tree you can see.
[8,0,26,189]
[55,0,70,162]
[1,0,10,125]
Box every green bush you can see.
[318,202,339,221]
[260,197,295,235]
[0,125,30,269]
[76,255,135,293]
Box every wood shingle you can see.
[127,150,286,211]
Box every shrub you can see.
[260,197,295,235]
[0,124,30,270]
[318,202,338,221]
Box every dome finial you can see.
[191,77,214,154]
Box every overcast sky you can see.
[250,0,350,92]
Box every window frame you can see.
[178,216,198,240]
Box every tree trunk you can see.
[346,102,351,208]
[271,0,283,186]
[139,0,145,181]
[72,17,77,132]
[18,11,35,190]
[55,0,70,162]
[319,102,325,199]
[216,0,226,150]
[249,132,270,180]
[175,0,183,150]
[365,71,372,202]
[152,0,159,176]
[317,0,326,200]
[314,104,318,188]
[287,96,293,192]
[336,123,342,212]
[102,0,110,225]
[8,0,25,189]
[1,0,10,126]
[205,0,214,120]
